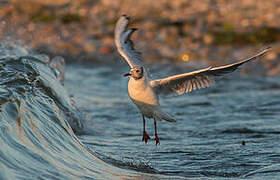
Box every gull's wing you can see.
[150,47,271,95]
[115,15,143,68]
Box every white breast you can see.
[128,76,159,118]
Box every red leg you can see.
[154,118,160,145]
[142,115,150,143]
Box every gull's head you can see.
[124,66,144,80]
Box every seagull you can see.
[114,15,270,145]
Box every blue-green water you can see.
[1,46,280,179]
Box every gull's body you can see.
[128,71,175,120]
[128,76,158,119]
[115,15,270,145]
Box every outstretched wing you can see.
[115,15,143,68]
[150,48,271,95]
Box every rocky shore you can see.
[0,0,279,75]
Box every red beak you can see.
[124,72,131,77]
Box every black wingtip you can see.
[266,46,272,49]
[264,46,272,51]
[121,14,130,20]
[130,28,138,32]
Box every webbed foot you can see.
[142,131,151,143]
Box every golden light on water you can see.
[181,54,190,62]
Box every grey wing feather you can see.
[150,47,271,95]
[115,15,143,68]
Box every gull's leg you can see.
[142,115,150,143]
[154,118,160,145]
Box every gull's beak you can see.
[123,72,131,77]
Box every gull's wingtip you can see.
[115,15,131,37]
[265,46,272,50]
[264,46,272,52]
[130,28,138,32]
[257,46,272,57]
[121,14,130,20]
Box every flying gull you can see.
[115,15,270,145]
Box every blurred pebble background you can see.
[0,0,279,75]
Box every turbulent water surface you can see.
[1,46,280,179]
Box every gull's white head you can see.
[124,66,144,80]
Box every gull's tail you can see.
[156,110,176,122]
